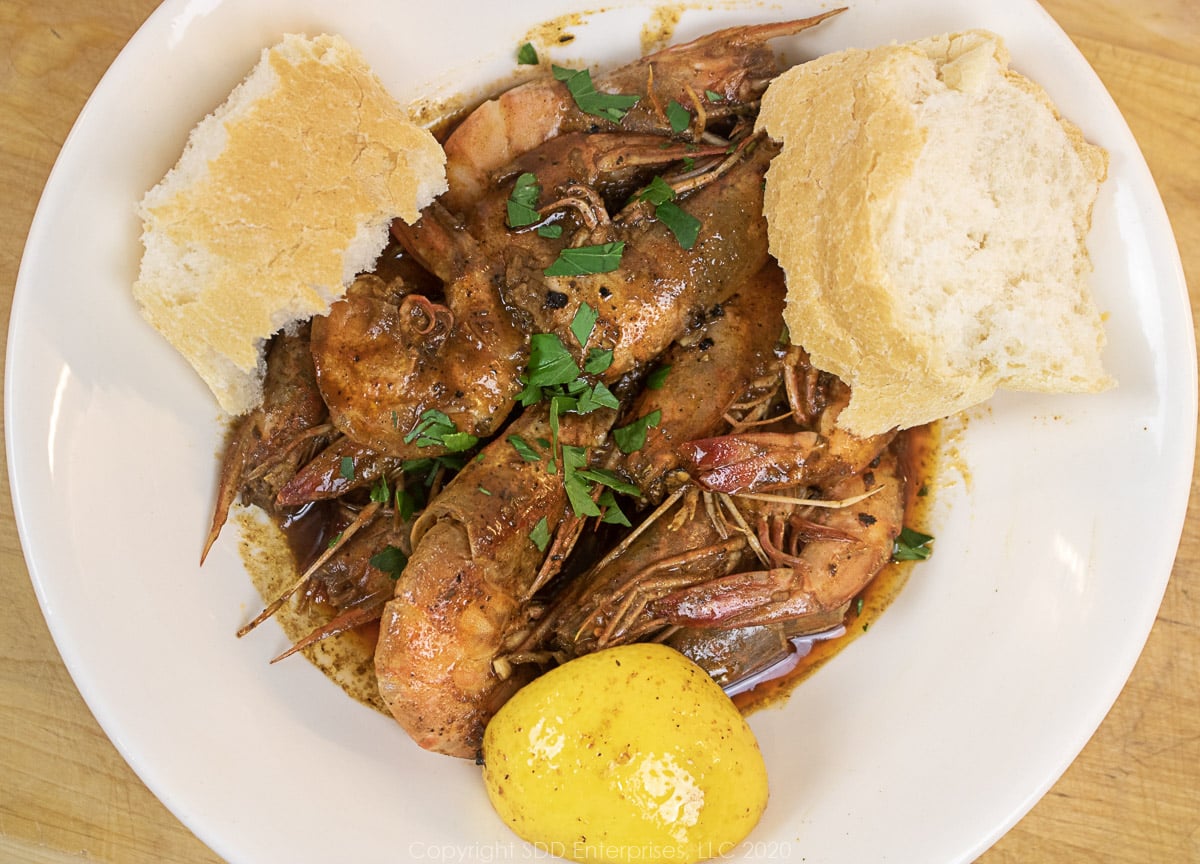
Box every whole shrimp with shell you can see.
[440,9,846,212]
[320,127,776,460]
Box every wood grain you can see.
[1,2,1197,862]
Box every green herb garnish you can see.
[369,475,391,504]
[517,42,539,65]
[544,241,625,276]
[597,488,632,526]
[584,347,614,375]
[665,99,691,133]
[892,527,935,562]
[613,409,662,453]
[576,467,640,496]
[646,364,671,390]
[369,545,409,579]
[637,175,676,206]
[570,302,599,347]
[404,408,480,452]
[655,201,700,249]
[561,444,601,518]
[507,434,543,463]
[552,65,639,122]
[637,177,700,249]
[521,333,582,395]
[506,172,541,228]
[529,516,552,551]
[339,456,355,481]
[395,487,422,521]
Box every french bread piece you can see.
[133,33,446,415]
[757,30,1113,436]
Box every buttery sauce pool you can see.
[733,421,940,713]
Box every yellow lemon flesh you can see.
[481,643,768,864]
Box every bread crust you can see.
[133,34,446,415]
[758,31,1112,436]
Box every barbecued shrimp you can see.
[274,436,404,507]
[374,406,614,758]
[653,448,905,629]
[203,325,330,562]
[372,131,775,460]
[532,442,904,662]
[440,11,844,212]
[309,263,529,456]
[681,347,897,493]
[666,615,846,694]
[617,263,786,503]
[494,134,778,378]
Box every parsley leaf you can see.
[570,303,599,347]
[705,89,723,102]
[506,172,541,228]
[584,347,614,375]
[665,99,691,133]
[637,177,700,249]
[339,456,355,480]
[575,467,641,495]
[395,487,422,521]
[613,409,662,453]
[575,380,619,413]
[524,333,582,389]
[637,175,676,207]
[646,364,671,390]
[544,242,625,276]
[537,223,563,239]
[598,488,632,526]
[551,65,640,122]
[561,444,601,518]
[369,476,391,504]
[529,516,552,551]
[370,545,409,579]
[404,409,480,452]
[507,434,543,463]
[517,42,539,65]
[655,200,701,250]
[893,527,935,562]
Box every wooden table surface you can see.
[2,1,1197,862]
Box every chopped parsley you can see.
[507,433,543,462]
[892,527,935,562]
[613,409,662,454]
[665,98,691,133]
[569,301,598,347]
[517,42,539,65]
[369,545,408,579]
[637,176,700,250]
[544,241,625,276]
[404,408,479,452]
[551,65,640,122]
[339,456,355,481]
[561,444,599,517]
[584,347,614,375]
[529,516,552,551]
[597,488,632,526]
[395,486,422,521]
[506,172,542,228]
[518,333,582,401]
[369,475,391,504]
[645,364,671,390]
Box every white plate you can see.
[7,1,1195,862]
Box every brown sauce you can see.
[733,422,940,713]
